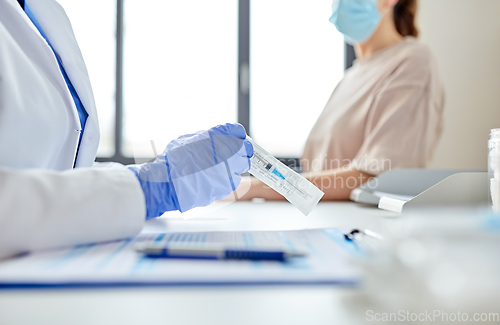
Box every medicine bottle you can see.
[489,128,500,211]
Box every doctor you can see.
[0,0,253,260]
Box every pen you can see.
[137,245,306,262]
[344,229,383,241]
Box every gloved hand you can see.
[128,123,253,220]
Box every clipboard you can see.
[0,228,376,289]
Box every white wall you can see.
[418,0,500,169]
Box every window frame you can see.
[95,0,354,165]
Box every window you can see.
[59,0,346,163]
[122,0,238,158]
[250,0,344,158]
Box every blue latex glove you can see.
[128,123,253,220]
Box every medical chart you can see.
[0,229,361,287]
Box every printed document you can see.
[0,229,360,287]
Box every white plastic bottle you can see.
[488,128,500,212]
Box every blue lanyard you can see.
[23,1,88,149]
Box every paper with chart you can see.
[0,229,361,287]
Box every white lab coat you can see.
[0,0,146,259]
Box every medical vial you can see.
[489,128,500,212]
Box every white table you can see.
[0,201,398,325]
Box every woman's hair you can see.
[393,0,419,38]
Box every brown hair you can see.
[393,0,419,37]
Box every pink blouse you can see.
[302,37,445,175]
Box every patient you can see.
[238,0,444,201]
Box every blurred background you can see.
[418,0,500,169]
[58,0,500,168]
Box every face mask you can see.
[329,0,388,45]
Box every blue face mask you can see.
[329,0,385,45]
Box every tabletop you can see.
[0,201,399,325]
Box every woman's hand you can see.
[232,167,374,202]
[233,176,286,201]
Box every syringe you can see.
[247,137,324,216]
